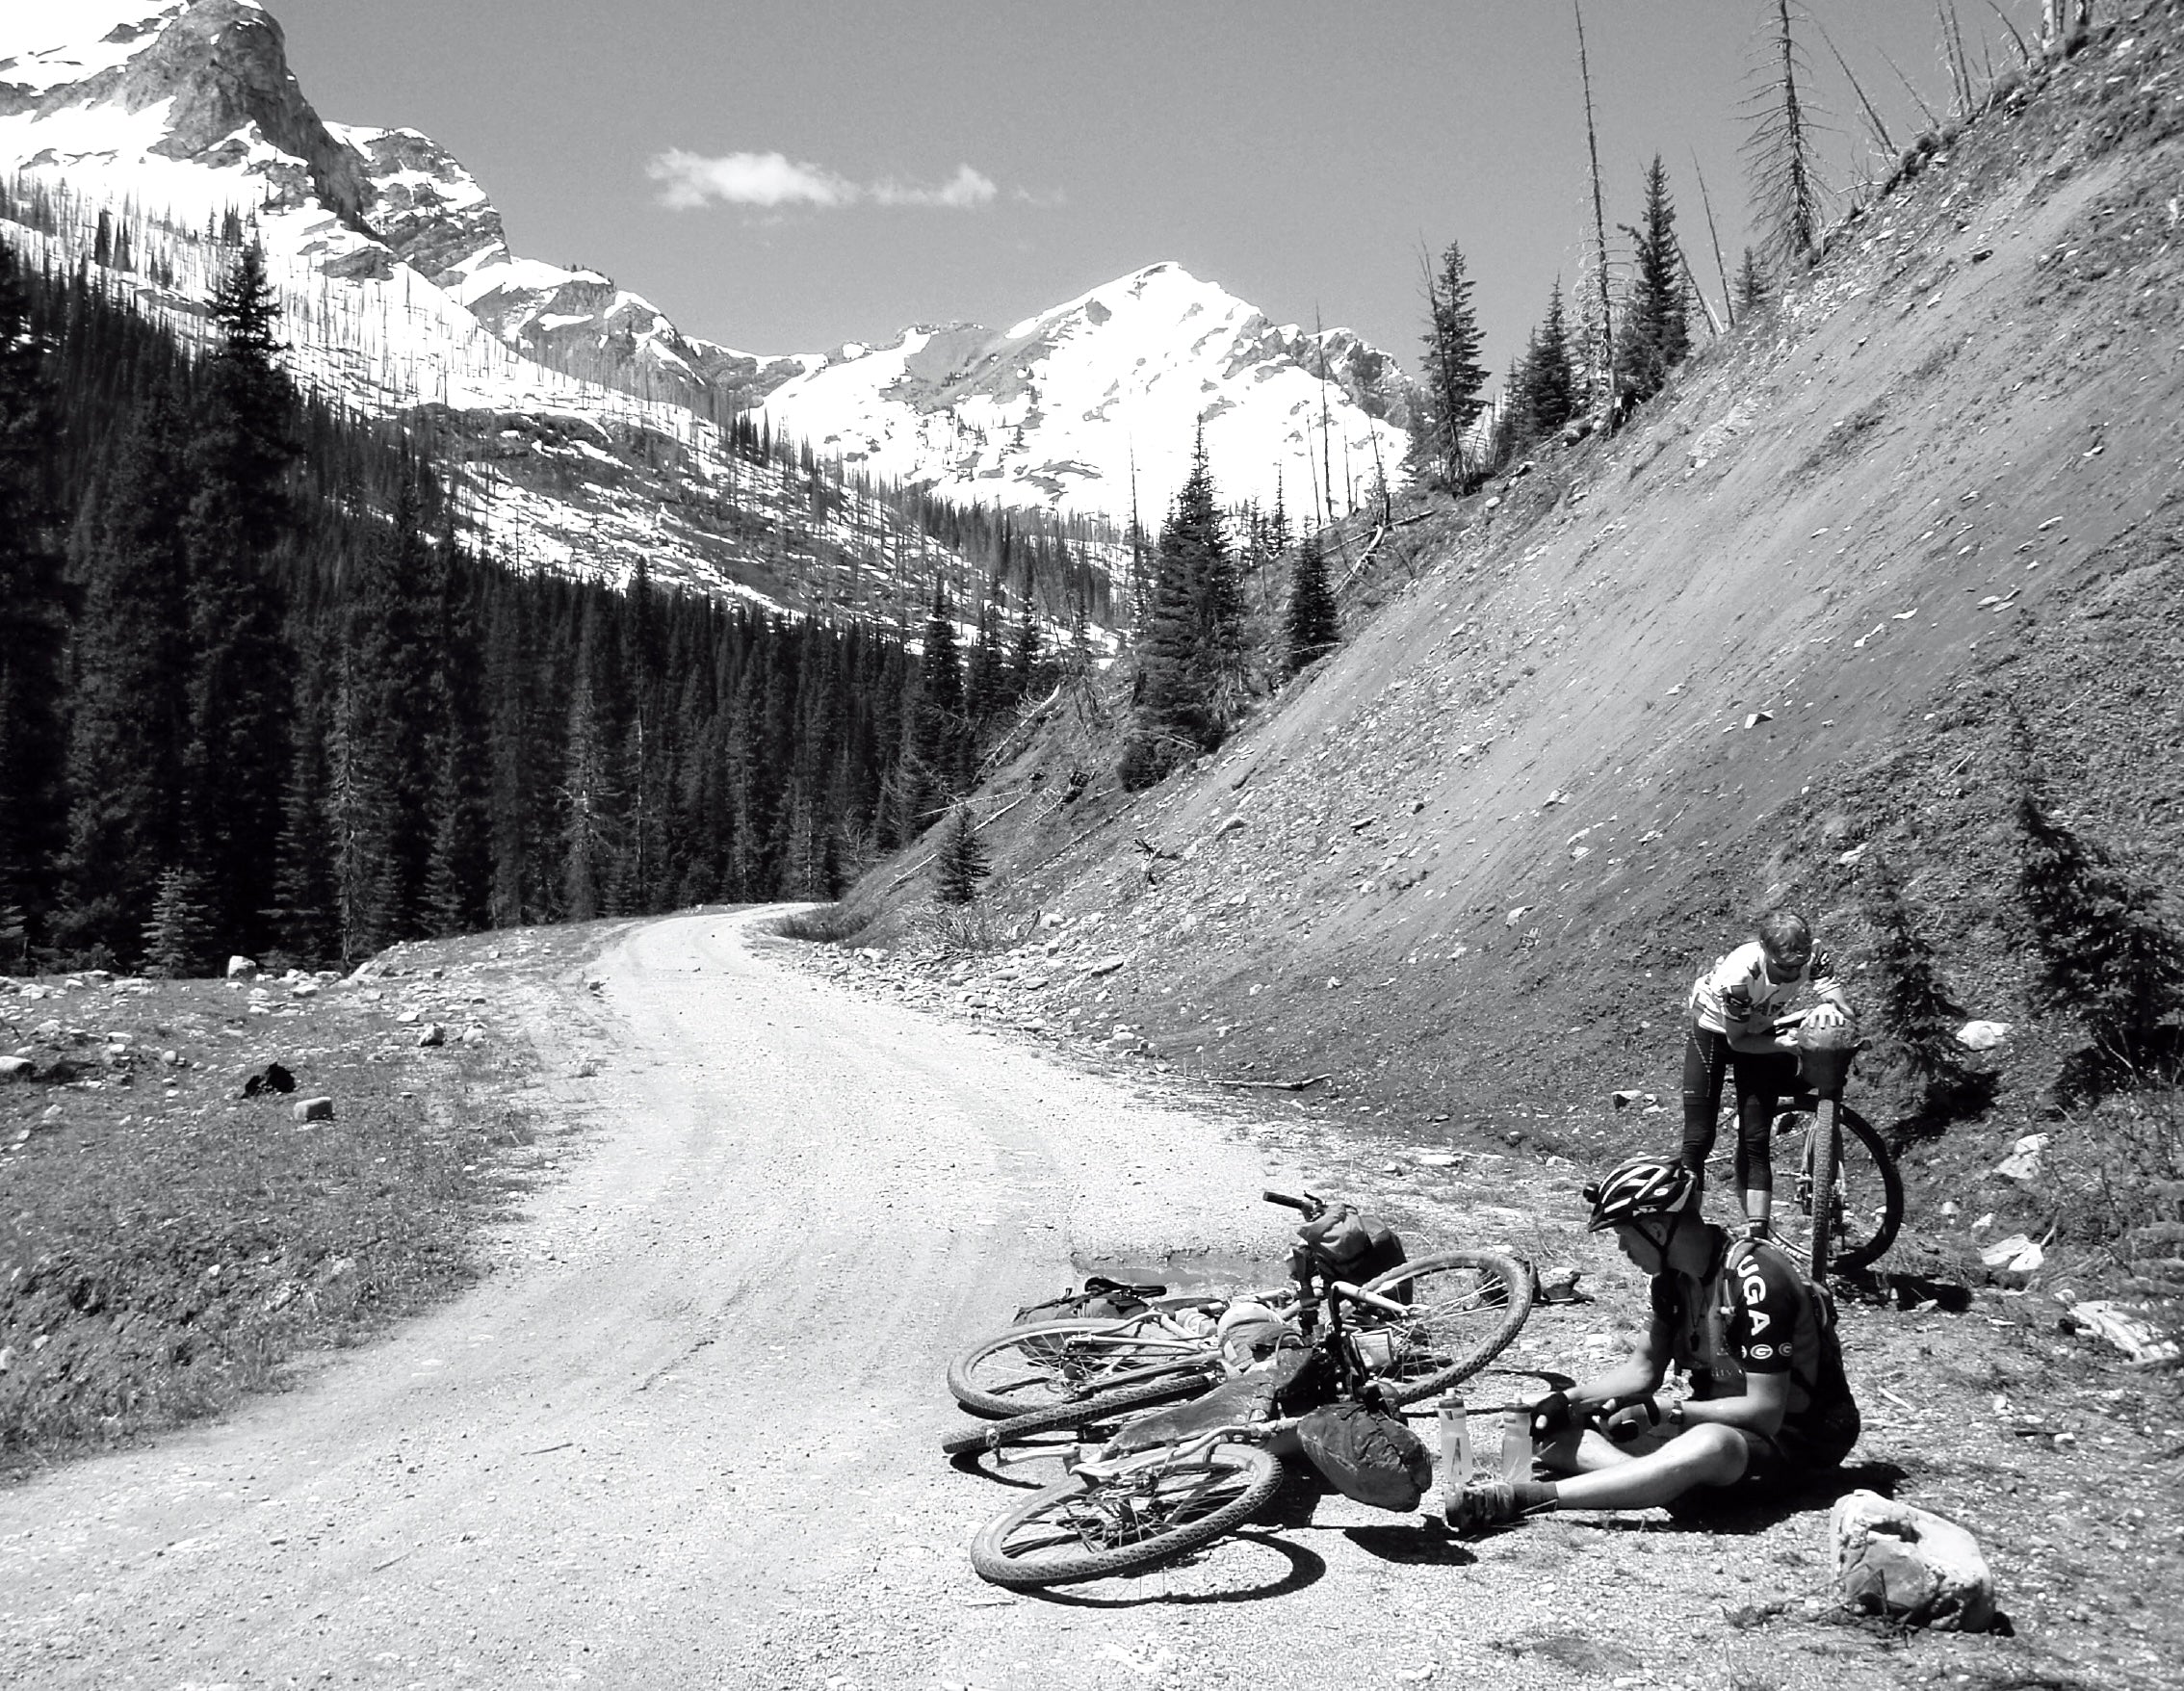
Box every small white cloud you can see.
[646,149,854,210]
[647,150,1001,213]
[870,164,997,209]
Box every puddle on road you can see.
[1072,1248,1281,1294]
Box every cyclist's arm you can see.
[1725,1012,1787,1054]
[1691,1252,1803,1436]
[1673,1367,1789,1437]
[1807,950,1854,1017]
[1568,1309,1672,1412]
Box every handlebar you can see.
[1330,1279,1408,1317]
[1261,1188,1324,1217]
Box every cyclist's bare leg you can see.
[1534,1423,1752,1510]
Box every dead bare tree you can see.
[1988,1,2035,69]
[1690,151,1738,330]
[1573,0,1616,431]
[1745,0,1831,274]
[1877,43,1946,131]
[1677,238,1724,337]
[2042,1,2093,58]
[1812,14,1897,157]
[1939,0,1984,115]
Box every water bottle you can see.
[1497,1407,1534,1481]
[1437,1393,1469,1511]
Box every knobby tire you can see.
[1807,1100,1843,1283]
[1808,1102,1902,1275]
[969,1444,1283,1588]
[1358,1249,1534,1407]
[947,1319,1209,1418]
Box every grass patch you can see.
[772,900,880,946]
[1,963,549,1480]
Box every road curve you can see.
[2,909,1396,1688]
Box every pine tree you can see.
[900,585,965,837]
[141,867,215,978]
[181,242,298,955]
[1412,239,1489,489]
[1861,853,1988,1123]
[1518,281,1576,441]
[2015,769,2184,1087]
[1120,433,1239,788]
[0,238,68,957]
[1285,533,1339,672]
[932,802,991,905]
[1733,247,1773,319]
[1746,0,1829,274]
[1614,155,1692,408]
[59,390,195,964]
[965,597,1003,734]
[267,662,337,966]
[1007,595,1045,705]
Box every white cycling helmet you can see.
[1583,1157,1699,1233]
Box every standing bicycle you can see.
[1677,910,1857,1239]
[1775,1009,1903,1283]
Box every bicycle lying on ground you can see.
[965,1194,1534,1587]
[1770,1010,1904,1283]
[942,1190,1533,1457]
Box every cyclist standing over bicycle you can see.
[1443,1157,1860,1535]
[1679,910,1854,1237]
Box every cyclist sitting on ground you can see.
[1680,909,1854,1237]
[1444,1157,1860,1535]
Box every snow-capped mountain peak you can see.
[4,0,1414,612]
[754,260,1414,520]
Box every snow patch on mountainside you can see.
[754,262,1414,520]
[0,0,1413,598]
[0,0,1001,622]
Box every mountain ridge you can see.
[1,0,1413,553]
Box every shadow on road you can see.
[1017,1532,1328,1608]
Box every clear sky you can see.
[266,1,2033,372]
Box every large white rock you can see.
[1993,1132,2049,1182]
[1833,1491,1996,1630]
[225,955,258,980]
[1956,1019,2012,1051]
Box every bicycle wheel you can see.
[949,1318,1212,1418]
[1806,1100,1843,1282]
[969,1444,1283,1589]
[942,1370,1220,1456]
[1813,1103,1903,1274]
[1356,1250,1535,1407]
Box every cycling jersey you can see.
[1688,941,1846,1034]
[1651,1236,1859,1460]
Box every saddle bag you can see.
[1296,1399,1434,1511]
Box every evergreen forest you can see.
[0,240,1059,974]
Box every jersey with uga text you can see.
[1687,940,1845,1034]
[1651,1237,1850,1435]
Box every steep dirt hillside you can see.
[849,12,2184,1218]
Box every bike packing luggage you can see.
[1297,1399,1434,1511]
[1291,1209,1408,1288]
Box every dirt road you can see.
[3,911,2165,1690]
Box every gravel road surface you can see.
[2,910,2054,1690]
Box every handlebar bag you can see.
[1293,1210,1408,1285]
[1297,1400,1433,1511]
